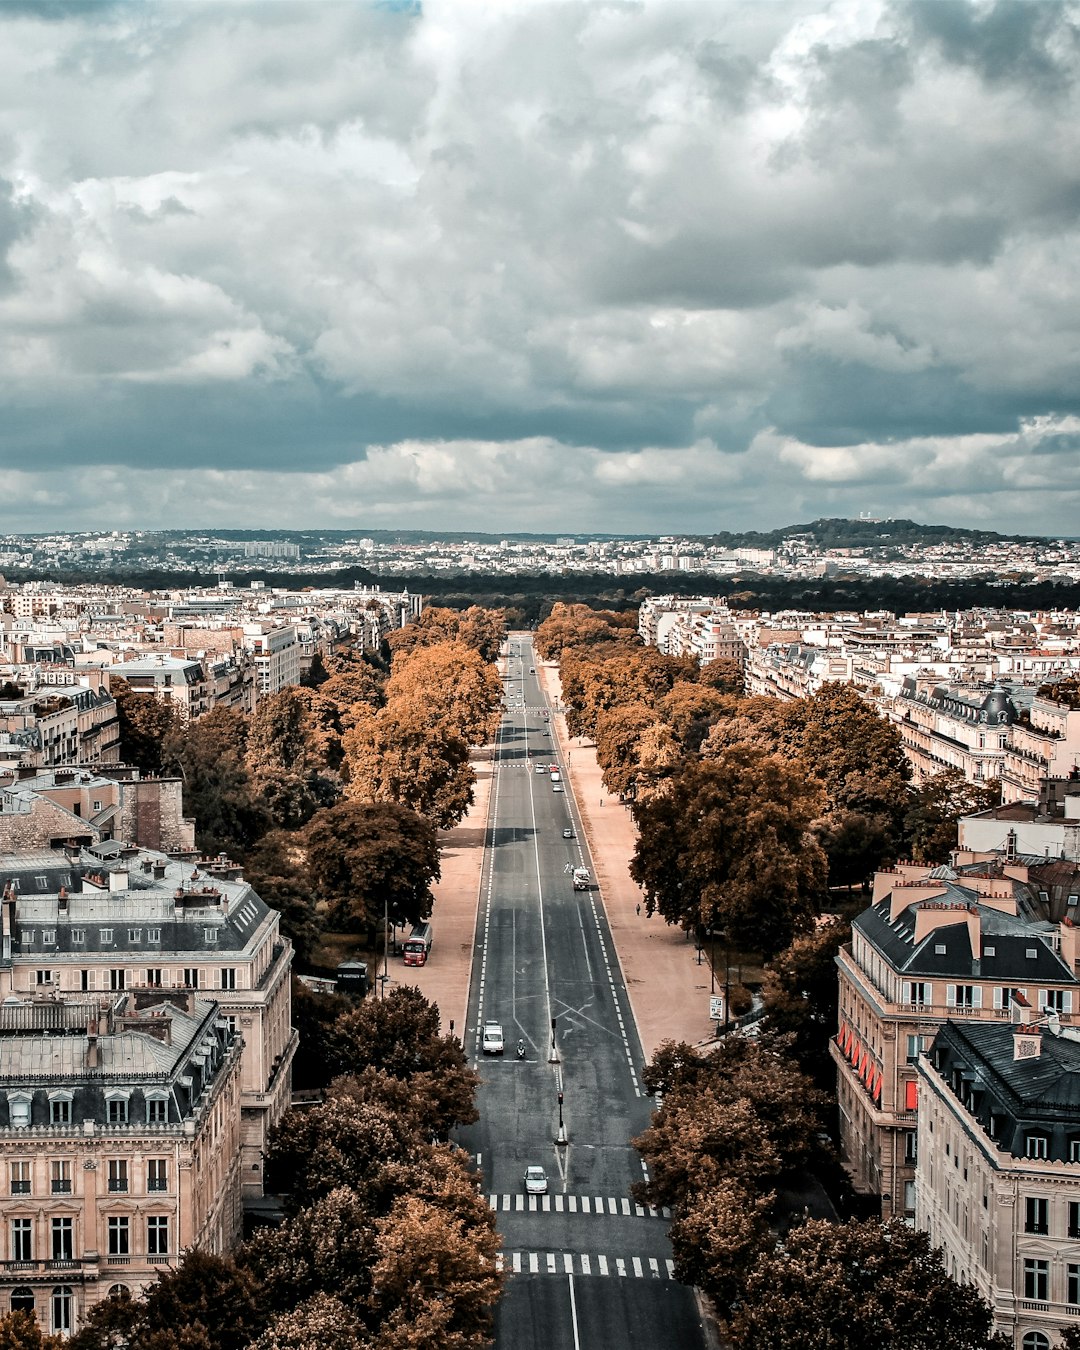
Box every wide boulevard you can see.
[458,635,707,1350]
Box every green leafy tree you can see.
[534,603,634,661]
[668,1182,773,1310]
[163,708,267,856]
[242,832,321,968]
[385,641,502,747]
[246,1294,367,1350]
[245,687,342,827]
[630,748,827,958]
[761,919,851,1088]
[697,656,745,696]
[288,977,354,1092]
[904,768,1001,865]
[305,801,440,934]
[0,1310,65,1350]
[728,1218,1009,1350]
[113,677,183,775]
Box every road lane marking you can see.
[568,1272,581,1350]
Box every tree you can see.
[288,977,354,1092]
[761,919,850,1088]
[163,708,267,856]
[697,656,745,696]
[246,1295,367,1350]
[138,1251,263,1350]
[245,687,343,827]
[593,702,656,797]
[113,677,182,775]
[242,832,321,968]
[728,1218,1008,1350]
[387,607,506,665]
[904,768,1001,865]
[324,987,478,1134]
[343,704,474,830]
[668,1182,772,1310]
[660,682,737,752]
[534,603,634,661]
[0,1311,64,1350]
[306,801,440,934]
[367,1194,502,1350]
[630,749,827,958]
[385,641,501,747]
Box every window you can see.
[906,1035,929,1064]
[99,928,113,944]
[1025,1196,1049,1235]
[1041,989,1073,1014]
[110,969,126,991]
[48,1095,72,1126]
[1026,1134,1049,1160]
[147,1159,168,1193]
[148,928,161,944]
[183,969,200,989]
[203,928,217,944]
[127,930,140,943]
[1071,1201,1080,1239]
[994,987,1026,1010]
[35,970,53,986]
[107,1160,128,1194]
[50,1287,71,1335]
[935,943,947,955]
[947,984,979,1009]
[41,930,55,945]
[81,970,90,992]
[92,800,102,812]
[107,1285,129,1300]
[146,1096,167,1125]
[107,1217,129,1258]
[71,929,85,945]
[1024,1258,1050,1302]
[904,1080,919,1112]
[146,968,162,987]
[905,1131,918,1165]
[11,1220,32,1263]
[19,931,32,946]
[147,1216,169,1257]
[1023,1334,1051,1350]
[51,1218,73,1262]
[1072,1139,1080,1164]
[1070,1264,1080,1308]
[107,1096,129,1126]
[9,1162,30,1196]
[10,1289,34,1315]
[903,1180,916,1213]
[220,967,236,991]
[50,1161,71,1195]
[8,1094,32,1128]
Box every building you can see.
[887,680,1016,786]
[917,1014,1080,1349]
[242,624,301,698]
[0,684,119,773]
[1002,694,1080,804]
[0,990,242,1334]
[0,768,194,856]
[0,843,295,1196]
[833,857,1080,1218]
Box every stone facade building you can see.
[0,990,242,1334]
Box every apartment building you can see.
[242,624,301,698]
[917,1015,1080,1350]
[1002,693,1080,804]
[0,685,119,773]
[834,857,1080,1217]
[0,843,295,1196]
[887,680,1016,785]
[0,991,242,1334]
[0,768,194,855]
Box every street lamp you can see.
[556,1090,567,1146]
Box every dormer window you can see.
[935,944,947,955]
[1026,1133,1050,1160]
[7,1094,32,1128]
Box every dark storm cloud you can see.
[0,0,1079,533]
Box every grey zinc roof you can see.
[946,1020,1080,1111]
[855,892,1077,984]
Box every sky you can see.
[2,0,1080,537]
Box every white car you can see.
[524,1166,548,1195]
[552,784,563,793]
[482,1022,505,1055]
[535,765,546,774]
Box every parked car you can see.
[482,1022,505,1055]
[523,1166,548,1195]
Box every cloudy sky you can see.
[2,0,1080,536]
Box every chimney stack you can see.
[1014,1024,1042,1062]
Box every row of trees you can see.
[41,988,499,1350]
[633,1034,1009,1349]
[114,608,505,962]
[536,603,998,961]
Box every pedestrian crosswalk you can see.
[497,1251,677,1280]
[488,1193,670,1219]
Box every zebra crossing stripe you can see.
[529,1253,539,1274]
[616,1258,627,1278]
[513,1253,522,1273]
[632,1257,643,1278]
[546,1253,557,1275]
[666,1260,675,1278]
[498,1252,677,1281]
[649,1257,659,1278]
[598,1255,609,1276]
[484,1194,671,1219]
[555,1196,563,1213]
[581,1254,591,1275]
[568,1196,577,1213]
[563,1253,574,1274]
[621,1198,631,1216]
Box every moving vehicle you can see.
[552,784,563,793]
[562,827,575,839]
[403,922,433,967]
[523,1166,548,1195]
[516,1040,526,1059]
[549,769,561,783]
[535,765,546,774]
[482,1022,505,1055]
[572,867,591,891]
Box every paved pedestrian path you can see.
[499,1252,677,1279]
[488,1194,671,1219]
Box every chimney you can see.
[1006,829,1018,862]
[108,870,128,893]
[1013,1024,1042,1061]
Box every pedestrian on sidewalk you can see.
[636,903,641,918]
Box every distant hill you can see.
[698,518,1037,550]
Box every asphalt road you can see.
[458,636,708,1350]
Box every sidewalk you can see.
[538,662,717,1059]
[391,747,493,1037]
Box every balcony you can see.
[106,1255,130,1266]
[50,1181,72,1194]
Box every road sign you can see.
[709,995,725,1021]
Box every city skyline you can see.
[2,1,1080,535]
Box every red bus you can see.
[403,922,433,967]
